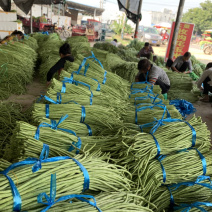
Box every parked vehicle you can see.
[105,29,116,37]
[72,19,102,41]
[137,26,162,46]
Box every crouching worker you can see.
[136,59,170,94]
[46,43,74,86]
[196,62,212,102]
[166,52,192,74]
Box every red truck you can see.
[72,19,102,41]
[18,15,53,34]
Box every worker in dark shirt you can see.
[47,43,74,85]
[137,42,157,62]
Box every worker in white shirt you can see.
[196,62,212,102]
[166,52,193,74]
[111,39,118,47]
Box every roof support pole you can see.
[30,8,33,34]
[134,0,143,39]
[121,0,129,40]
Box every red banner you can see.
[165,22,195,62]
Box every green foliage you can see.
[93,42,118,54]
[182,0,212,33]
[111,15,134,35]
[127,39,145,51]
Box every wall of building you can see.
[151,9,176,25]
[11,3,64,18]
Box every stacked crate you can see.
[0,11,22,39]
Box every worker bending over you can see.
[137,42,157,63]
[166,52,192,74]
[0,30,24,45]
[196,62,212,102]
[47,43,74,85]
[136,59,170,94]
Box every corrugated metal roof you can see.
[66,1,104,16]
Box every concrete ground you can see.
[153,43,211,65]
[189,101,212,141]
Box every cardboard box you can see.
[0,11,17,22]
[0,22,22,32]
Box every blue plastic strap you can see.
[166,175,212,208]
[166,185,175,208]
[68,136,82,154]
[61,79,93,105]
[178,148,207,176]
[169,99,196,118]
[102,70,107,84]
[92,78,101,91]
[157,155,167,183]
[194,148,207,175]
[0,144,48,211]
[130,81,153,90]
[38,174,102,212]
[0,146,90,209]
[0,173,21,211]
[77,51,107,84]
[135,104,170,125]
[39,93,79,105]
[129,86,155,98]
[174,202,212,212]
[134,94,163,106]
[169,175,212,191]
[139,117,196,147]
[150,132,161,157]
[34,115,81,154]
[46,104,49,118]
[81,106,86,123]
[84,123,92,136]
[84,64,90,76]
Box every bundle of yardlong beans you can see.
[123,104,181,126]
[140,149,212,198]
[149,177,212,211]
[0,154,131,211]
[116,116,211,170]
[38,118,101,136]
[45,89,128,111]
[0,103,29,159]
[13,121,123,156]
[35,192,155,212]
[32,103,122,129]
[60,70,130,100]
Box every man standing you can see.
[40,13,47,23]
[166,52,193,74]
[137,42,157,62]
[136,59,170,94]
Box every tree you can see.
[111,14,134,35]
[182,0,212,34]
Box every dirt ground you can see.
[153,43,211,65]
[5,77,47,111]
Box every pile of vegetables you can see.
[1,34,211,212]
[0,41,37,99]
[0,103,30,160]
